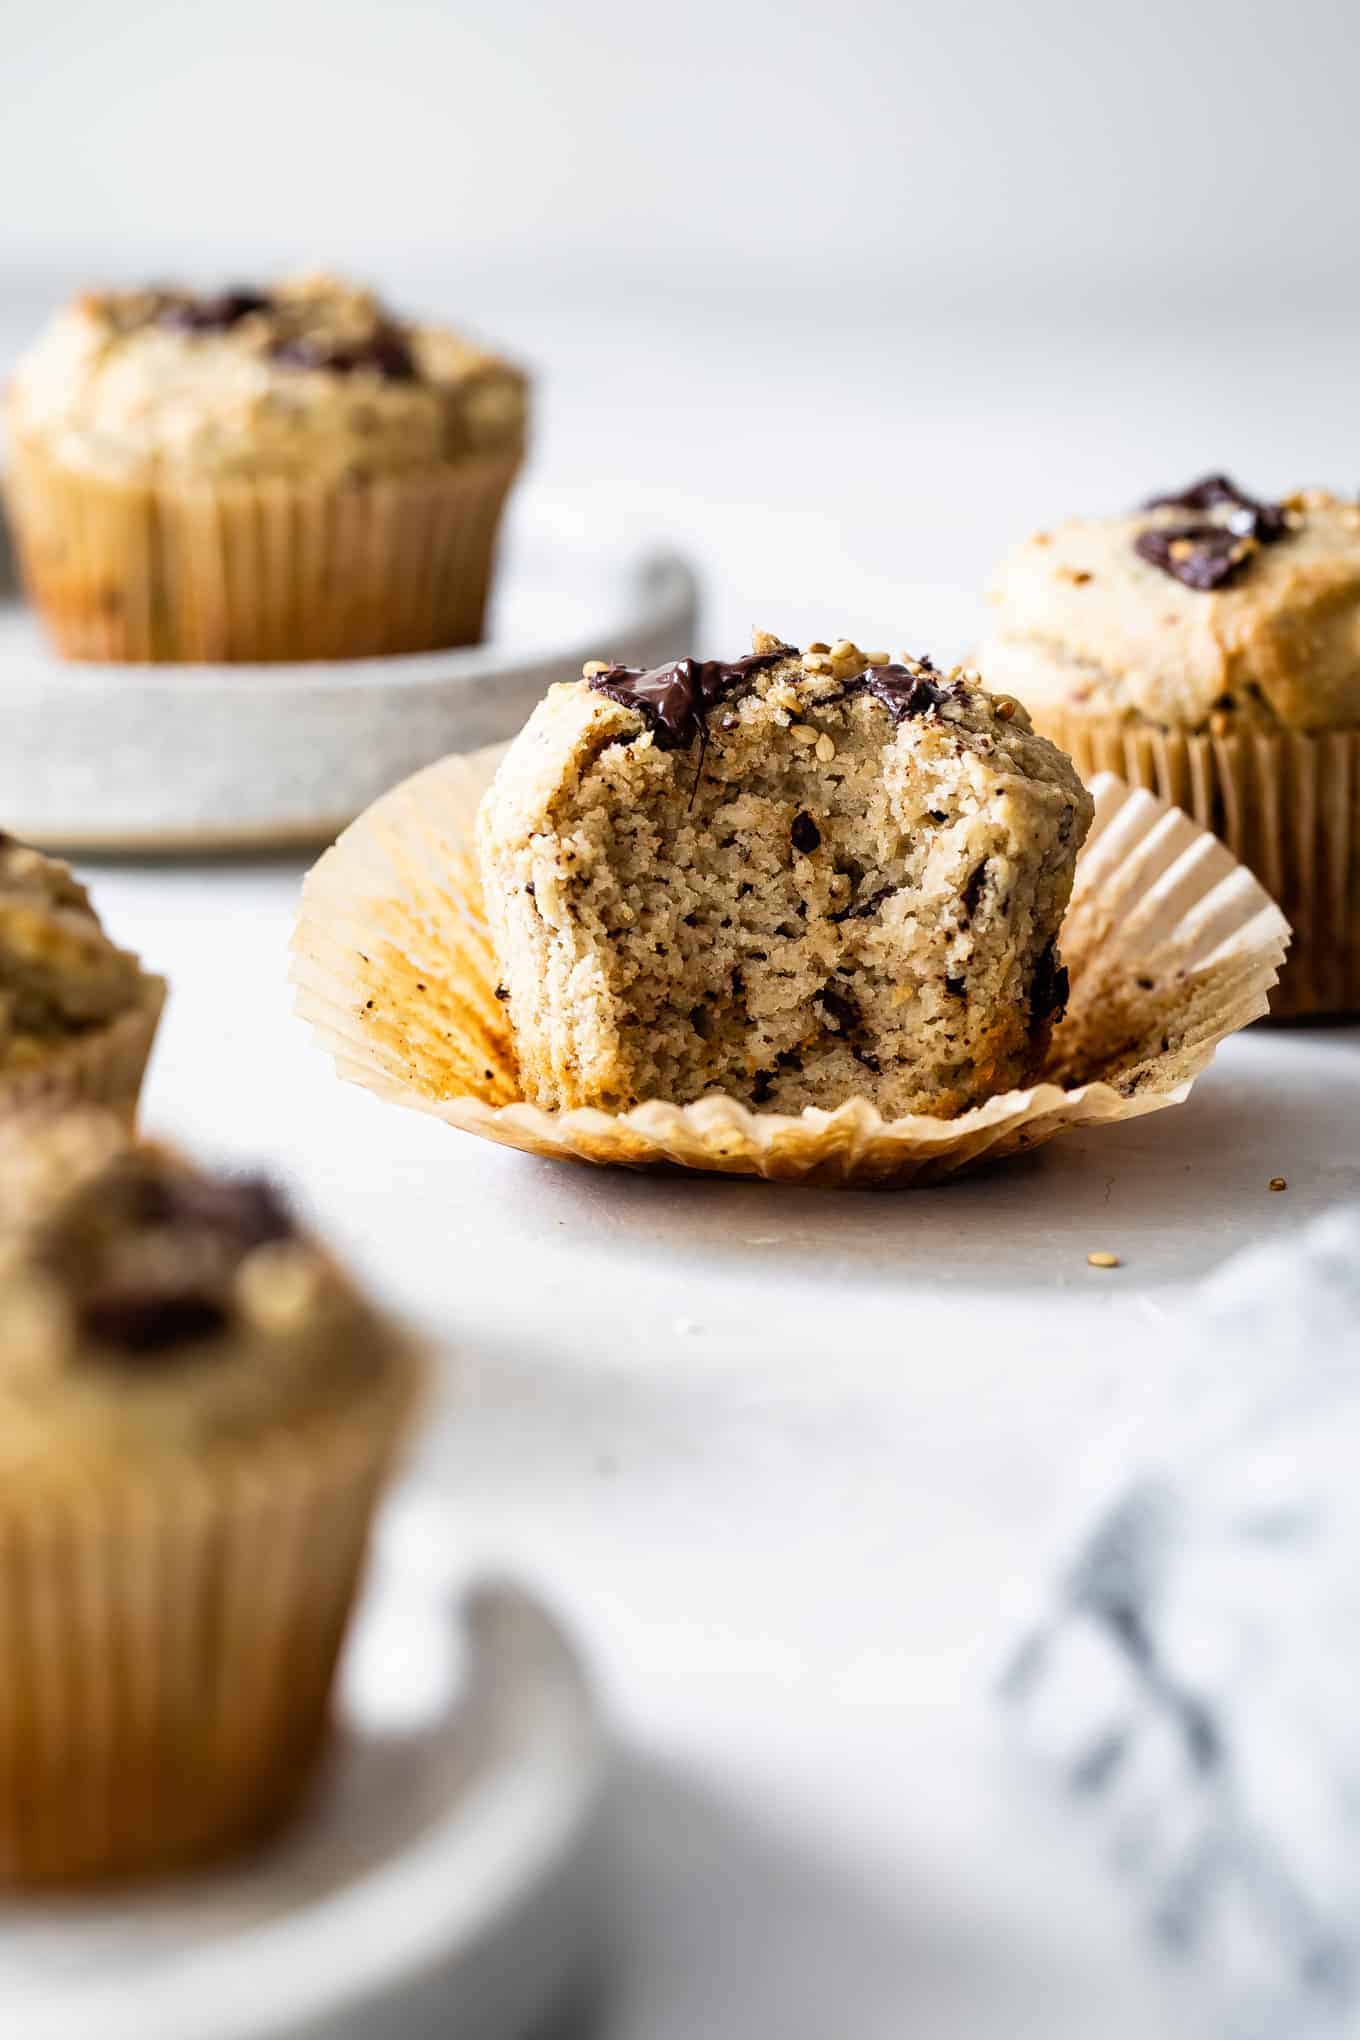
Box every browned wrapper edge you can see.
[0,974,166,1131]
[289,749,1291,1189]
[3,434,522,663]
[0,1341,424,1886]
[1034,708,1359,1019]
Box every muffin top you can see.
[0,1112,411,1468]
[982,478,1360,730]
[0,836,148,1070]
[505,631,1076,809]
[6,271,528,484]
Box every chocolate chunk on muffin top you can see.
[7,270,527,482]
[982,480,1360,730]
[477,632,1092,1120]
[0,1111,402,1456]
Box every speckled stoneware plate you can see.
[0,1490,604,2040]
[0,500,697,854]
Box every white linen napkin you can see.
[1003,1210,1360,2040]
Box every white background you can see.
[4,5,1360,2035]
[4,0,1360,319]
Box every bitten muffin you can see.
[477,633,1093,1119]
[5,270,528,662]
[0,832,163,1123]
[980,477,1360,1015]
[0,1111,422,1885]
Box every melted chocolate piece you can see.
[80,1288,230,1357]
[1135,475,1288,591]
[587,648,791,751]
[1030,939,1070,1031]
[157,289,272,334]
[842,661,954,722]
[1143,474,1286,543]
[269,325,418,381]
[790,811,821,854]
[1134,524,1256,592]
[127,1170,294,1251]
[70,1167,295,1361]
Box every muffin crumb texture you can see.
[477,636,1093,1119]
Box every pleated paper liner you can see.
[0,1344,422,1886]
[291,747,1290,1190]
[0,974,165,1130]
[4,434,521,662]
[1033,707,1358,1020]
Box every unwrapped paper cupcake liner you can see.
[4,434,521,663]
[0,1351,421,1886]
[1033,707,1359,1020]
[0,974,165,1130]
[291,743,1289,1189]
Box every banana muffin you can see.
[5,270,528,661]
[0,1111,422,1884]
[0,832,163,1122]
[981,477,1360,1015]
[477,633,1093,1118]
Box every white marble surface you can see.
[9,287,1360,2036]
[88,848,1358,2040]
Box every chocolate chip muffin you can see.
[477,632,1092,1119]
[0,832,164,1123]
[0,1111,422,1885]
[5,270,528,661]
[981,477,1360,1014]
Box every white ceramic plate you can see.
[0,502,698,853]
[0,1492,605,2040]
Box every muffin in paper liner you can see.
[1032,707,1357,1020]
[291,745,1289,1189]
[4,436,521,664]
[0,973,165,1129]
[0,1363,421,1886]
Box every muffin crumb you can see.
[478,634,1092,1119]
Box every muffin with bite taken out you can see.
[476,631,1092,1118]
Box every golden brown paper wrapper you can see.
[0,974,165,1130]
[0,1348,422,1886]
[4,434,521,663]
[291,745,1289,1189]
[1032,708,1359,1019]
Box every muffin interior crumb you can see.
[484,644,1091,1118]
